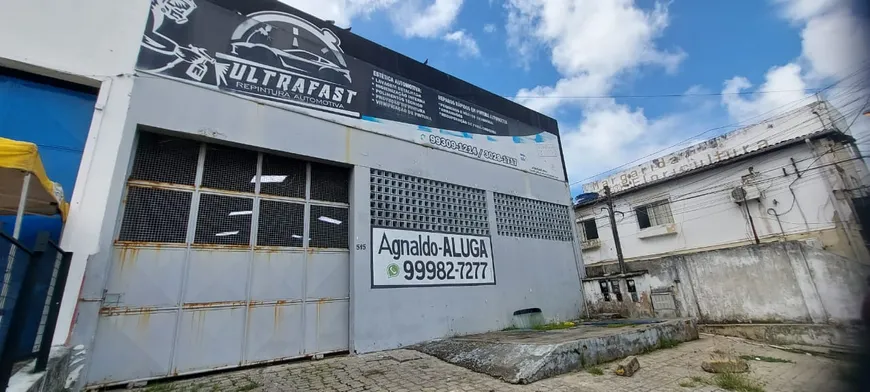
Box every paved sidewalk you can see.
[137,335,847,392]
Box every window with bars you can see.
[578,218,599,241]
[369,170,489,235]
[119,131,350,249]
[635,200,674,229]
[493,193,573,241]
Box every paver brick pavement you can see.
[137,335,848,392]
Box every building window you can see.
[635,200,673,229]
[579,219,599,241]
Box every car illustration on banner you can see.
[229,12,353,85]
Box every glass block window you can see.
[310,162,350,203]
[257,200,305,247]
[370,170,489,235]
[309,205,349,249]
[493,193,573,241]
[129,132,199,186]
[194,193,253,246]
[118,187,192,243]
[259,153,307,198]
[201,144,257,194]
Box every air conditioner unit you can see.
[730,185,761,204]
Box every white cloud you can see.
[278,0,398,26]
[443,30,481,57]
[722,63,810,121]
[506,0,689,184]
[721,0,869,141]
[483,23,497,33]
[393,0,465,38]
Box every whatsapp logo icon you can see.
[387,263,400,278]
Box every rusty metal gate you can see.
[86,131,350,386]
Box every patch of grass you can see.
[679,376,711,388]
[658,338,681,349]
[144,383,175,392]
[738,355,793,363]
[713,373,765,392]
[532,321,576,331]
[639,338,682,354]
[587,366,604,375]
[502,325,519,331]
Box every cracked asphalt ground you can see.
[135,334,848,392]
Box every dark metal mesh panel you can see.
[32,251,61,352]
[201,144,258,194]
[194,193,253,246]
[257,200,305,247]
[369,169,488,235]
[260,154,307,198]
[309,205,348,249]
[493,193,573,241]
[310,162,350,203]
[119,187,192,243]
[129,132,200,185]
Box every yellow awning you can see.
[0,137,69,221]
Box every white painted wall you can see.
[0,0,153,345]
[576,140,863,265]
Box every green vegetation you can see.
[532,321,577,331]
[712,373,765,392]
[587,366,604,375]
[235,377,261,392]
[679,376,712,388]
[639,337,682,354]
[738,355,793,363]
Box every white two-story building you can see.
[573,101,870,326]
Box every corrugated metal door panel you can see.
[86,310,177,384]
[249,251,305,302]
[304,300,349,354]
[173,307,246,374]
[105,247,186,308]
[244,303,304,363]
[86,134,351,387]
[183,250,249,304]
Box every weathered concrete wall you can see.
[415,319,698,384]
[700,324,862,349]
[585,241,870,325]
[581,275,654,318]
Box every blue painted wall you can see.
[0,72,96,356]
[0,73,97,246]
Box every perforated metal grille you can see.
[260,154,306,198]
[310,162,350,203]
[129,132,199,185]
[370,170,489,235]
[493,193,573,241]
[201,144,257,194]
[194,193,253,246]
[118,187,191,243]
[309,205,348,249]
[257,200,305,247]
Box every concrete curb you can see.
[415,319,699,384]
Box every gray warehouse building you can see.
[3,0,586,388]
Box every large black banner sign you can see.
[136,0,567,180]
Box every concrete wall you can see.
[576,140,868,266]
[585,241,870,325]
[0,0,153,345]
[66,75,585,365]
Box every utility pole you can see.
[603,185,626,274]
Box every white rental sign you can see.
[372,228,496,288]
